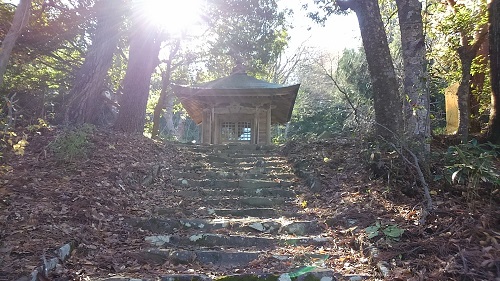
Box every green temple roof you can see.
[173,72,300,125]
[193,72,289,90]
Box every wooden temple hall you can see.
[174,68,300,145]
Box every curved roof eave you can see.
[172,74,300,125]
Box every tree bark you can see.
[151,40,180,139]
[151,69,172,138]
[456,47,476,141]
[64,0,124,125]
[113,18,161,133]
[0,0,32,87]
[486,0,500,143]
[348,0,403,141]
[396,0,430,156]
[470,39,489,133]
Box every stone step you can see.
[100,275,211,281]
[207,207,287,218]
[152,207,298,218]
[128,217,319,235]
[135,248,260,267]
[183,144,277,153]
[127,217,319,235]
[100,269,338,281]
[135,248,334,271]
[203,197,287,208]
[174,179,291,189]
[195,153,285,159]
[179,164,291,172]
[173,187,296,198]
[208,154,286,161]
[216,270,337,281]
[171,171,295,181]
[145,233,330,248]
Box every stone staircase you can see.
[114,143,338,281]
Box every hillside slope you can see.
[0,128,498,280]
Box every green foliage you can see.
[288,94,349,137]
[336,48,372,100]
[443,139,500,199]
[365,221,404,241]
[203,0,289,76]
[1,131,28,157]
[0,105,43,159]
[286,48,373,139]
[49,124,95,162]
[426,0,491,132]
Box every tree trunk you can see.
[151,69,172,139]
[64,0,124,125]
[456,47,476,141]
[446,0,489,142]
[396,0,430,156]
[0,0,32,87]
[114,19,161,134]
[151,40,180,139]
[470,39,489,133]
[164,93,175,135]
[486,0,500,143]
[350,0,403,141]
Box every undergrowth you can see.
[439,139,500,202]
[49,124,95,162]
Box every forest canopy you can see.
[0,0,498,149]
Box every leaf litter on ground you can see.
[0,129,498,280]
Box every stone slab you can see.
[136,249,260,267]
[204,197,286,208]
[145,233,331,248]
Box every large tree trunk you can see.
[396,0,430,156]
[64,0,124,124]
[456,48,476,142]
[486,0,500,143]
[470,39,489,133]
[0,0,32,87]
[114,19,161,133]
[348,0,403,141]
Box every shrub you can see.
[443,139,500,201]
[49,124,95,162]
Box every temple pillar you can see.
[202,109,211,144]
[211,106,215,144]
[266,104,272,144]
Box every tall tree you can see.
[151,39,180,139]
[0,0,32,87]
[444,0,489,141]
[336,0,403,141]
[114,9,162,133]
[395,0,430,155]
[203,0,288,76]
[64,0,125,124]
[486,0,500,143]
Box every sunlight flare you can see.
[137,0,204,33]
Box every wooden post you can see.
[200,118,204,144]
[211,106,215,144]
[254,108,258,144]
[267,104,272,144]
